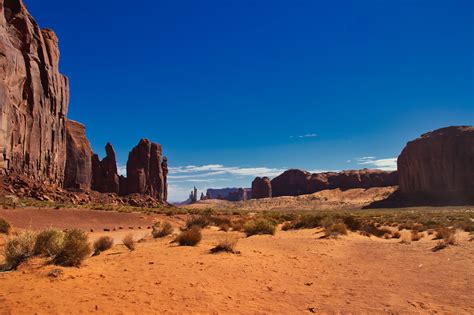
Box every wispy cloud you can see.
[290,133,318,139]
[169,165,286,178]
[356,157,397,171]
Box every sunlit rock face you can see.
[0,0,69,185]
[398,126,474,201]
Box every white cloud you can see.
[290,133,318,139]
[356,157,397,171]
[169,165,286,178]
[117,165,127,176]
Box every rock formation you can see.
[268,168,398,198]
[91,143,120,194]
[189,186,198,203]
[271,169,312,197]
[398,126,474,201]
[64,120,92,190]
[205,187,252,201]
[0,0,69,185]
[124,139,167,200]
[251,177,272,199]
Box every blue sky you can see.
[26,0,473,201]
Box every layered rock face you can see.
[205,187,252,201]
[124,139,167,200]
[0,0,69,185]
[271,169,312,197]
[398,126,474,200]
[91,143,120,194]
[64,120,92,189]
[252,177,272,199]
[269,169,398,198]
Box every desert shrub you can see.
[93,236,114,255]
[230,218,247,232]
[383,233,392,239]
[210,238,238,254]
[219,223,230,232]
[434,227,456,241]
[392,231,401,239]
[185,215,210,229]
[359,222,391,238]
[4,231,36,269]
[411,231,424,242]
[324,223,348,238]
[122,234,135,251]
[34,229,65,257]
[244,218,277,237]
[175,227,202,246]
[54,229,91,267]
[207,215,231,227]
[0,218,11,234]
[456,220,474,233]
[342,215,361,231]
[284,215,323,231]
[152,221,173,238]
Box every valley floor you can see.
[0,209,473,314]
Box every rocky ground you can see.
[0,205,473,314]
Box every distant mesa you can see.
[205,188,252,202]
[260,168,398,199]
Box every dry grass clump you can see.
[93,236,114,255]
[0,218,11,234]
[323,222,348,238]
[411,231,424,242]
[34,229,65,257]
[122,234,135,251]
[434,227,456,241]
[54,229,91,267]
[152,221,174,238]
[185,215,210,229]
[282,215,323,231]
[230,218,247,232]
[244,218,277,237]
[175,226,202,246]
[4,231,36,270]
[392,231,401,239]
[210,238,239,254]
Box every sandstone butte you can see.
[0,0,168,203]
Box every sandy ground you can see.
[0,208,164,232]
[184,187,398,212]
[0,213,473,314]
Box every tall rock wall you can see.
[64,120,92,189]
[398,126,474,200]
[91,143,120,194]
[124,139,166,200]
[0,0,69,185]
[252,177,272,199]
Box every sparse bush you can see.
[185,215,210,229]
[93,236,114,255]
[230,218,247,232]
[54,229,91,267]
[324,223,348,238]
[284,215,323,230]
[219,223,230,232]
[175,227,202,246]
[34,229,65,257]
[392,231,401,239]
[342,215,361,231]
[4,231,37,269]
[210,238,238,254]
[434,227,455,241]
[152,221,173,238]
[0,218,11,234]
[244,218,277,237]
[411,231,424,242]
[122,234,135,251]
[383,233,392,239]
